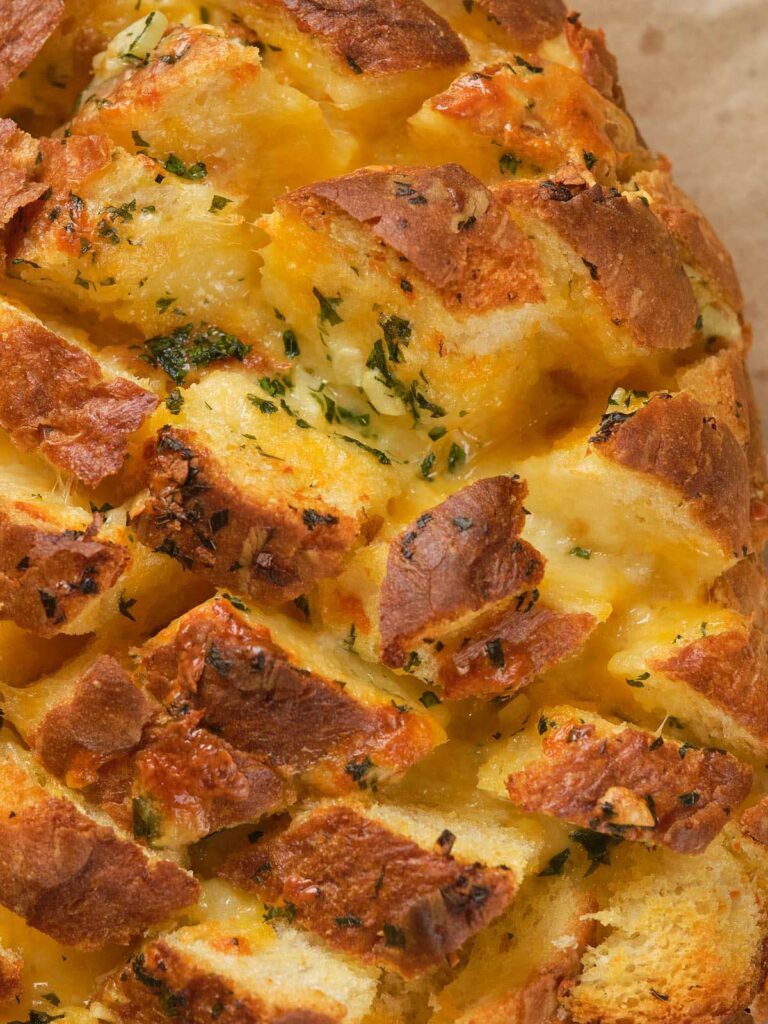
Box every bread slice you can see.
[0,737,198,948]
[219,798,541,976]
[480,704,752,854]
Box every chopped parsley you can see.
[419,690,441,708]
[539,848,570,876]
[210,195,233,213]
[143,323,250,384]
[164,153,208,179]
[313,286,343,325]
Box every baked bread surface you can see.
[0,0,765,1021]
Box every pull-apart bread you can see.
[0,0,764,1021]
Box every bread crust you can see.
[134,427,357,603]
[139,598,438,783]
[0,945,22,1003]
[0,0,65,94]
[0,119,47,230]
[593,391,752,555]
[563,12,625,107]
[652,627,768,746]
[282,164,544,311]
[435,604,597,699]
[636,169,743,312]
[220,803,516,976]
[0,514,130,636]
[100,942,344,1024]
[250,0,468,74]
[472,0,565,48]
[505,717,752,854]
[0,310,157,486]
[0,786,199,948]
[711,557,768,629]
[379,476,545,668]
[499,180,698,349]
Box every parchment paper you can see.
[575,0,767,417]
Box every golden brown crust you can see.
[0,0,65,94]
[282,164,544,311]
[473,0,565,47]
[0,514,130,636]
[100,942,343,1024]
[220,804,516,976]
[31,654,155,785]
[563,12,625,107]
[652,628,768,745]
[436,604,597,699]
[0,313,158,486]
[0,793,199,948]
[139,598,437,784]
[0,119,47,230]
[635,170,743,312]
[134,428,357,604]
[506,717,752,854]
[379,477,545,668]
[134,716,292,840]
[499,180,698,350]
[592,391,752,555]
[254,0,468,74]
[710,558,768,630]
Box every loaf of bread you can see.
[0,0,765,1020]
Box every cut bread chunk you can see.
[227,0,468,130]
[94,880,379,1023]
[260,166,694,459]
[480,705,752,854]
[633,169,743,317]
[609,602,768,762]
[430,874,596,1024]
[519,388,752,603]
[71,23,356,219]
[0,296,157,486]
[7,134,263,346]
[0,118,48,228]
[220,799,539,976]
[408,59,653,188]
[136,596,445,789]
[497,179,700,353]
[561,839,767,1023]
[0,737,198,949]
[0,443,131,635]
[316,475,603,698]
[711,555,768,629]
[131,369,400,602]
[4,595,442,846]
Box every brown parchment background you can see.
[576,0,767,417]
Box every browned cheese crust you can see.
[379,476,545,668]
[472,0,565,48]
[711,557,768,630]
[652,628,768,747]
[253,0,468,74]
[636,169,743,312]
[99,941,344,1024]
[506,718,752,853]
[139,598,437,784]
[0,793,199,948]
[0,314,157,486]
[435,603,597,699]
[0,0,65,94]
[30,652,291,839]
[282,163,544,311]
[563,11,625,107]
[134,427,357,603]
[221,804,516,976]
[0,119,47,231]
[0,514,130,635]
[499,180,698,350]
[590,391,752,556]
